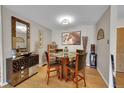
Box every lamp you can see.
[12,49,17,59]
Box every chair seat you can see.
[49,61,61,67]
[67,63,85,72]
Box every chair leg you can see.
[76,83,78,88]
[65,67,69,82]
[47,70,50,85]
[56,67,60,79]
[84,77,86,87]
[57,70,60,79]
[74,76,78,88]
[75,73,78,88]
[59,66,62,80]
[73,72,75,80]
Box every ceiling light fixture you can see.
[57,15,74,25]
[61,19,70,25]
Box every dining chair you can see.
[55,49,63,62]
[70,49,84,62]
[55,49,63,53]
[66,52,87,88]
[76,49,84,54]
[45,51,62,85]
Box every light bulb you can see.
[62,19,70,25]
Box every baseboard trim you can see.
[97,67,109,87]
[0,82,8,87]
[0,82,1,87]
[86,63,90,66]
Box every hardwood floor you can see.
[3,66,107,88]
[116,72,124,88]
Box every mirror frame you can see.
[11,16,30,51]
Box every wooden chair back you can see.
[56,49,63,52]
[75,52,87,71]
[76,49,84,54]
[45,51,50,66]
[56,49,63,55]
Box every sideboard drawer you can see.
[11,72,20,86]
[19,68,29,81]
[29,65,39,77]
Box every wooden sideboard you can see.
[6,54,39,86]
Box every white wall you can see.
[96,6,118,88]
[96,7,110,86]
[30,22,52,52]
[2,6,52,83]
[52,25,96,66]
[117,19,124,27]
[0,5,3,86]
[109,6,117,88]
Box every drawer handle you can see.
[21,71,24,74]
[21,66,24,69]
[21,75,24,78]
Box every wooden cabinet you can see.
[47,44,57,62]
[6,54,39,86]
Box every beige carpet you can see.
[3,66,107,88]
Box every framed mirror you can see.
[11,16,30,52]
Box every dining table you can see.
[55,52,76,81]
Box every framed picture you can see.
[97,28,104,40]
[62,31,81,45]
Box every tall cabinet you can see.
[90,44,97,68]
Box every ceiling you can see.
[4,5,109,30]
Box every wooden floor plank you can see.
[116,72,124,88]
